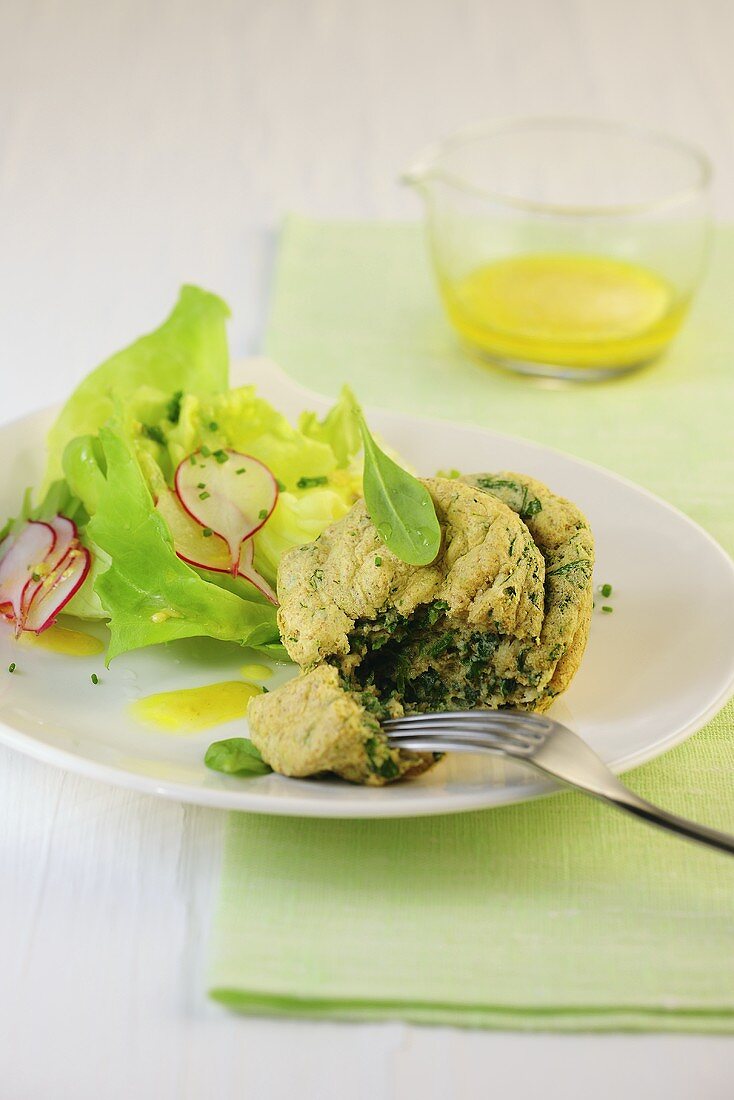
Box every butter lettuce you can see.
[298,384,362,467]
[45,285,229,484]
[11,285,366,660]
[126,383,363,586]
[88,426,279,661]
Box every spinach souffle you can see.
[248,474,594,785]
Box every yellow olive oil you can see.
[130,680,262,734]
[239,662,273,683]
[19,624,105,657]
[441,253,686,369]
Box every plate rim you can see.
[1,361,733,818]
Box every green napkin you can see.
[208,216,734,1031]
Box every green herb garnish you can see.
[204,737,272,776]
[600,582,613,598]
[91,673,99,684]
[601,605,613,614]
[258,509,268,520]
[166,390,183,424]
[276,479,286,492]
[200,444,211,457]
[197,482,206,489]
[8,662,16,674]
[141,424,166,445]
[375,555,382,567]
[208,421,219,431]
[358,414,440,566]
[547,559,592,578]
[202,528,213,537]
[296,475,328,489]
[309,568,325,590]
[199,490,210,500]
[236,467,245,475]
[213,449,229,464]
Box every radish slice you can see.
[156,488,231,572]
[157,486,278,603]
[23,546,91,633]
[0,521,56,623]
[21,515,78,617]
[175,450,278,575]
[239,538,278,605]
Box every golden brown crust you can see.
[277,477,545,668]
[461,472,594,708]
[248,664,433,785]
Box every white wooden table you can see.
[2,2,733,1096]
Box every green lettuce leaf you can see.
[44,285,230,485]
[7,287,373,659]
[163,386,344,489]
[87,425,279,661]
[131,383,365,588]
[298,384,362,467]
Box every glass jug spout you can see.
[400,154,442,197]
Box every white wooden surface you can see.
[2,2,734,1096]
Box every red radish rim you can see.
[20,516,79,617]
[22,545,76,620]
[238,538,278,605]
[25,547,92,634]
[174,536,277,601]
[156,494,234,574]
[0,520,58,621]
[173,450,279,567]
[174,543,232,574]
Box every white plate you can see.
[1,360,734,818]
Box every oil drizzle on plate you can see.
[130,680,262,734]
[20,624,105,657]
[240,662,272,683]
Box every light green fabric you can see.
[208,216,734,1031]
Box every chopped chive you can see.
[199,491,210,500]
[375,555,382,567]
[276,479,286,492]
[197,482,206,489]
[258,509,268,520]
[189,454,197,465]
[601,605,613,614]
[202,528,213,538]
[31,572,40,582]
[141,424,166,445]
[236,467,246,475]
[8,662,16,674]
[213,449,229,464]
[166,390,183,424]
[208,421,219,431]
[297,475,328,490]
[91,673,99,684]
[600,583,613,598]
[200,445,211,457]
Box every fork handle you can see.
[586,786,734,855]
[530,761,734,856]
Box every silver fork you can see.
[383,710,734,855]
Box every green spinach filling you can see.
[338,600,541,718]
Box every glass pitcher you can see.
[404,118,712,381]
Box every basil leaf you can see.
[204,737,272,776]
[358,416,440,566]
